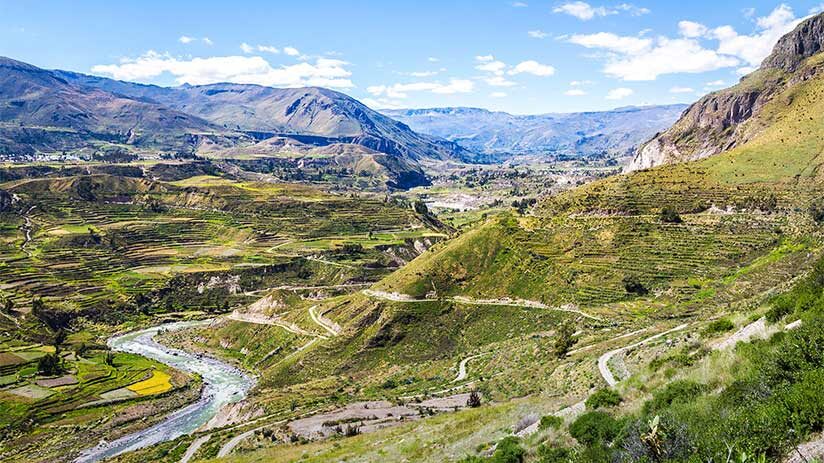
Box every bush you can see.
[643,380,707,415]
[660,207,683,223]
[568,411,621,446]
[38,353,62,375]
[467,390,482,408]
[538,414,563,431]
[553,322,577,358]
[586,388,622,409]
[536,445,570,463]
[490,436,525,463]
[704,318,734,335]
[622,275,648,296]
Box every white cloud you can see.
[475,55,495,62]
[202,37,213,46]
[705,79,725,86]
[564,88,587,96]
[568,32,652,55]
[92,51,354,88]
[361,97,405,110]
[257,45,280,54]
[240,42,254,54]
[407,70,438,77]
[179,35,195,44]
[485,76,517,87]
[553,2,649,20]
[528,30,549,39]
[428,57,440,62]
[811,3,824,14]
[283,46,301,56]
[606,87,634,100]
[490,92,508,98]
[711,4,802,70]
[570,80,593,86]
[508,60,555,76]
[367,79,475,99]
[669,86,695,93]
[678,20,707,38]
[476,60,507,75]
[512,2,528,7]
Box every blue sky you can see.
[2,1,824,113]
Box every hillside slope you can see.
[0,57,240,157]
[383,105,686,158]
[628,12,824,171]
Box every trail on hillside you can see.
[453,353,490,383]
[363,290,603,322]
[308,305,341,336]
[226,310,317,337]
[598,324,690,386]
[19,205,35,256]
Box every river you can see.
[75,320,254,463]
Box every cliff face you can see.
[627,12,824,172]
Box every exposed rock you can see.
[627,13,824,172]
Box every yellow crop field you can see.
[126,370,172,396]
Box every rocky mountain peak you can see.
[762,13,824,72]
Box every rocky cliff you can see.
[627,12,824,172]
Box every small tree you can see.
[660,207,682,224]
[413,200,429,215]
[38,353,62,376]
[467,390,482,408]
[553,322,577,358]
[623,275,649,296]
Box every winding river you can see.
[75,320,254,463]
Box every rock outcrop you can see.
[627,12,824,172]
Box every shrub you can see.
[586,388,622,409]
[38,353,62,375]
[490,436,525,463]
[704,318,734,335]
[660,207,683,223]
[622,275,648,296]
[568,411,621,446]
[536,445,570,463]
[553,322,577,358]
[467,390,482,408]
[538,414,563,431]
[643,380,707,415]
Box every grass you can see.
[127,370,173,396]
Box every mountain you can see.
[54,72,473,163]
[0,57,236,157]
[383,104,687,159]
[628,12,824,171]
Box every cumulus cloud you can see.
[678,20,707,38]
[566,5,808,81]
[485,76,517,87]
[91,51,354,88]
[564,88,587,96]
[553,2,649,20]
[367,79,475,99]
[508,60,556,76]
[606,87,634,100]
[475,59,507,75]
[283,46,301,57]
[568,32,652,55]
[528,30,549,39]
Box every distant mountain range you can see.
[0,55,690,189]
[383,105,688,159]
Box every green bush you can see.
[704,318,734,335]
[490,436,525,463]
[536,445,570,463]
[568,411,620,447]
[643,380,706,415]
[538,414,563,431]
[586,388,622,409]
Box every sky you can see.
[2,0,824,114]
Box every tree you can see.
[659,207,682,223]
[467,390,482,408]
[586,388,622,409]
[553,321,577,358]
[38,353,62,376]
[413,200,429,215]
[569,411,620,447]
[623,275,649,296]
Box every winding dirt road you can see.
[597,324,689,386]
[308,305,341,337]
